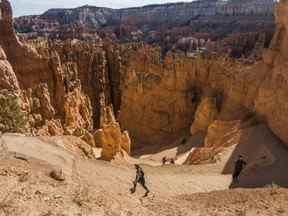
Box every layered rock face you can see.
[255,1,288,145]
[13,0,276,66]
[14,0,275,51]
[3,0,288,159]
[14,0,274,32]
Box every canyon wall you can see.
[15,0,275,30]
[119,44,268,147]
[3,0,288,153]
[0,0,111,137]
[255,1,288,146]
[14,0,275,41]
[118,0,288,150]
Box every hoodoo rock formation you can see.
[0,0,288,214]
[0,46,19,91]
[94,105,131,160]
[0,0,130,159]
[14,0,275,60]
[2,0,288,161]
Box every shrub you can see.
[0,90,26,133]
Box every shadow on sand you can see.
[222,124,288,189]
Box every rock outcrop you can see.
[0,46,20,90]
[94,106,131,160]
[190,96,218,135]
[255,0,288,146]
[0,0,115,147]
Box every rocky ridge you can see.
[14,0,275,56]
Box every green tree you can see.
[0,90,27,133]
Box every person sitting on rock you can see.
[162,156,167,165]
[233,155,247,183]
[130,164,150,197]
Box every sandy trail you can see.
[0,127,288,215]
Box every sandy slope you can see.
[0,129,287,215]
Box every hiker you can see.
[64,77,69,93]
[191,89,199,103]
[233,155,247,183]
[181,138,187,145]
[170,158,175,164]
[130,164,150,197]
[162,156,167,165]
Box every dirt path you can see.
[0,131,287,215]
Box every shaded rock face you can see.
[185,120,243,164]
[255,1,288,146]
[119,45,196,146]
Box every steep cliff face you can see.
[42,6,113,28]
[0,0,103,139]
[14,0,275,42]
[118,43,269,147]
[255,1,288,146]
[0,0,52,90]
[14,0,274,30]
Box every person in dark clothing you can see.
[162,156,167,165]
[181,138,187,145]
[130,164,150,197]
[64,77,69,93]
[233,155,247,183]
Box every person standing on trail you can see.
[233,155,247,183]
[130,164,150,197]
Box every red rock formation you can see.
[94,105,131,161]
[0,0,96,139]
[0,46,19,90]
[2,0,288,160]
